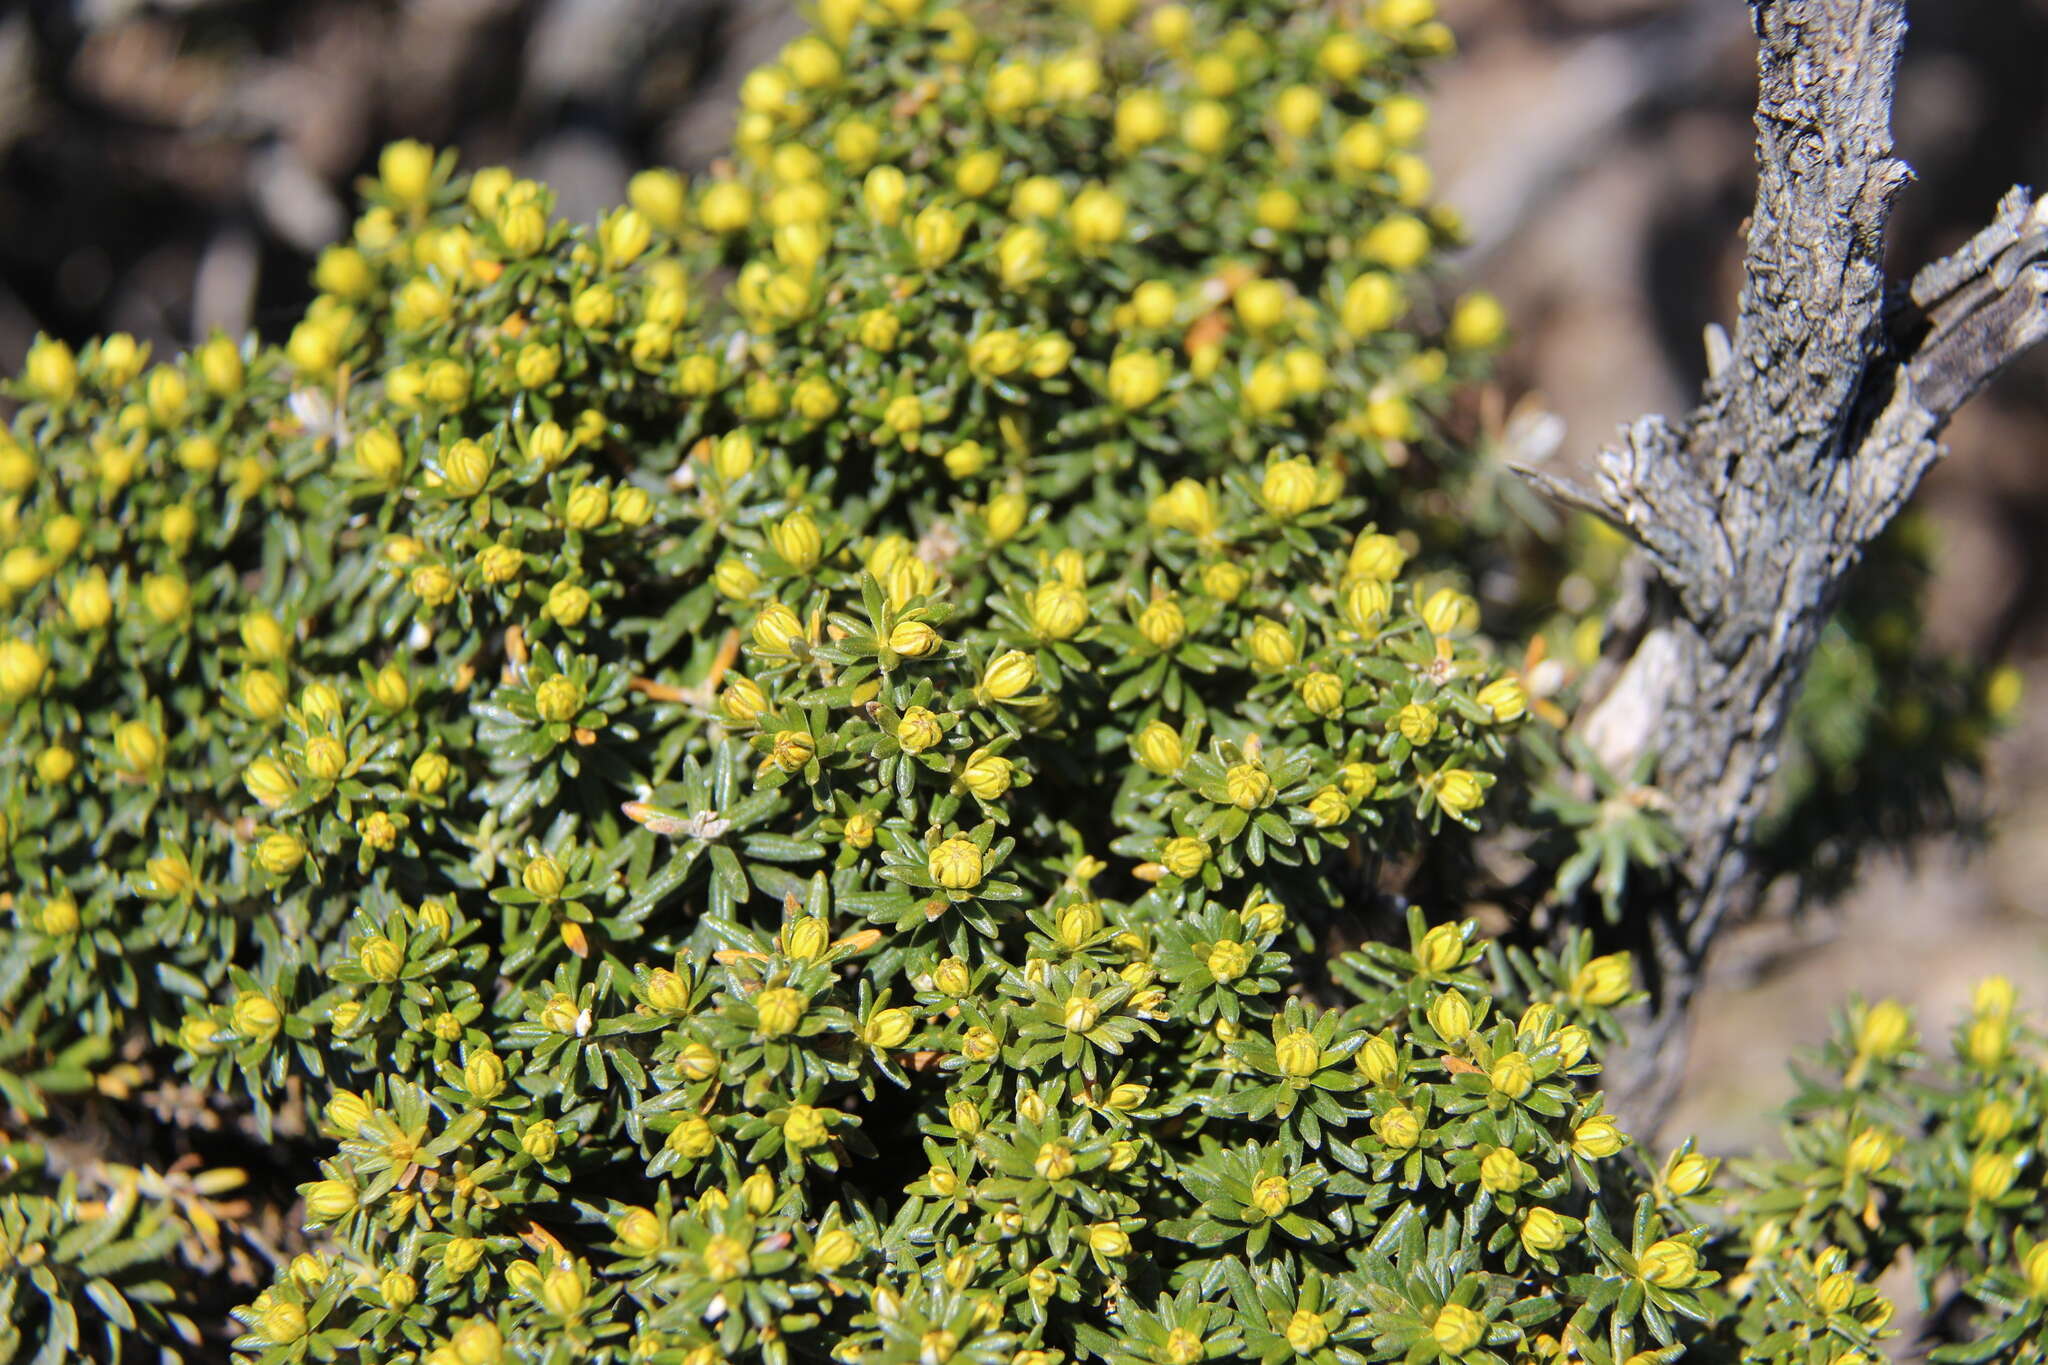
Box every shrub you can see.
[0,1,2035,1363]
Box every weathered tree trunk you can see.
[1519,0,2048,1126]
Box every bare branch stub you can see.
[1515,0,2048,1126]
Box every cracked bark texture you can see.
[1517,0,2048,1127]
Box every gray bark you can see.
[1515,0,2048,1126]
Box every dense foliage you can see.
[0,1,2037,1363]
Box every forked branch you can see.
[1516,0,2048,1126]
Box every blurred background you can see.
[5,0,2048,1152]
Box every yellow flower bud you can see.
[379,138,438,205]
[886,618,942,659]
[1011,175,1066,220]
[595,205,652,270]
[1844,1126,1897,1174]
[139,365,190,428]
[1246,618,1297,670]
[867,1008,915,1049]
[256,831,306,876]
[981,650,1037,701]
[238,611,290,663]
[929,838,985,890]
[244,756,297,809]
[1197,939,1248,984]
[985,61,1039,116]
[1665,1151,1717,1197]
[977,496,1028,549]
[752,602,804,656]
[1519,1207,1570,1256]
[720,675,768,723]
[1429,1304,1484,1357]
[1374,1105,1422,1150]
[1363,212,1433,271]
[2022,1242,2048,1298]
[1272,83,1323,138]
[1396,702,1438,746]
[302,735,347,783]
[405,753,450,794]
[1571,953,1633,1008]
[1415,923,1465,976]
[185,340,242,406]
[1070,186,1127,250]
[1974,975,2017,1017]
[1284,1310,1329,1355]
[1476,677,1528,724]
[1639,1239,1698,1289]
[767,512,823,573]
[33,744,74,785]
[1488,1050,1535,1100]
[1225,762,1273,810]
[33,893,79,937]
[1160,836,1209,880]
[618,168,686,234]
[1480,1146,1530,1194]
[1390,150,1433,205]
[912,204,965,269]
[1029,582,1089,641]
[770,728,816,772]
[713,559,760,600]
[1351,1034,1399,1087]
[1114,89,1171,152]
[960,749,1015,800]
[546,580,593,626]
[954,149,1002,199]
[1969,1149,2018,1203]
[1964,1014,2009,1068]
[697,180,754,233]
[1087,1223,1130,1259]
[897,705,944,754]
[1449,292,1509,351]
[24,336,79,403]
[779,917,830,962]
[630,969,687,1016]
[1184,565,1242,610]
[1257,186,1301,233]
[354,934,402,984]
[259,1301,309,1345]
[1239,358,1291,415]
[755,986,806,1038]
[1259,457,1321,518]
[1062,992,1104,1032]
[882,393,925,439]
[464,1049,508,1100]
[1572,1114,1626,1159]
[933,957,972,996]
[528,1266,584,1320]
[0,639,48,701]
[841,810,878,850]
[1270,1027,1319,1078]
[1333,765,1376,807]
[522,855,566,900]
[534,675,583,723]
[441,1237,485,1275]
[1135,720,1184,774]
[1,547,47,592]
[1971,1099,2016,1144]
[376,1269,417,1308]
[1229,282,1286,338]
[233,991,283,1039]
[1432,767,1487,817]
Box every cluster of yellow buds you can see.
[8,3,1940,1365]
